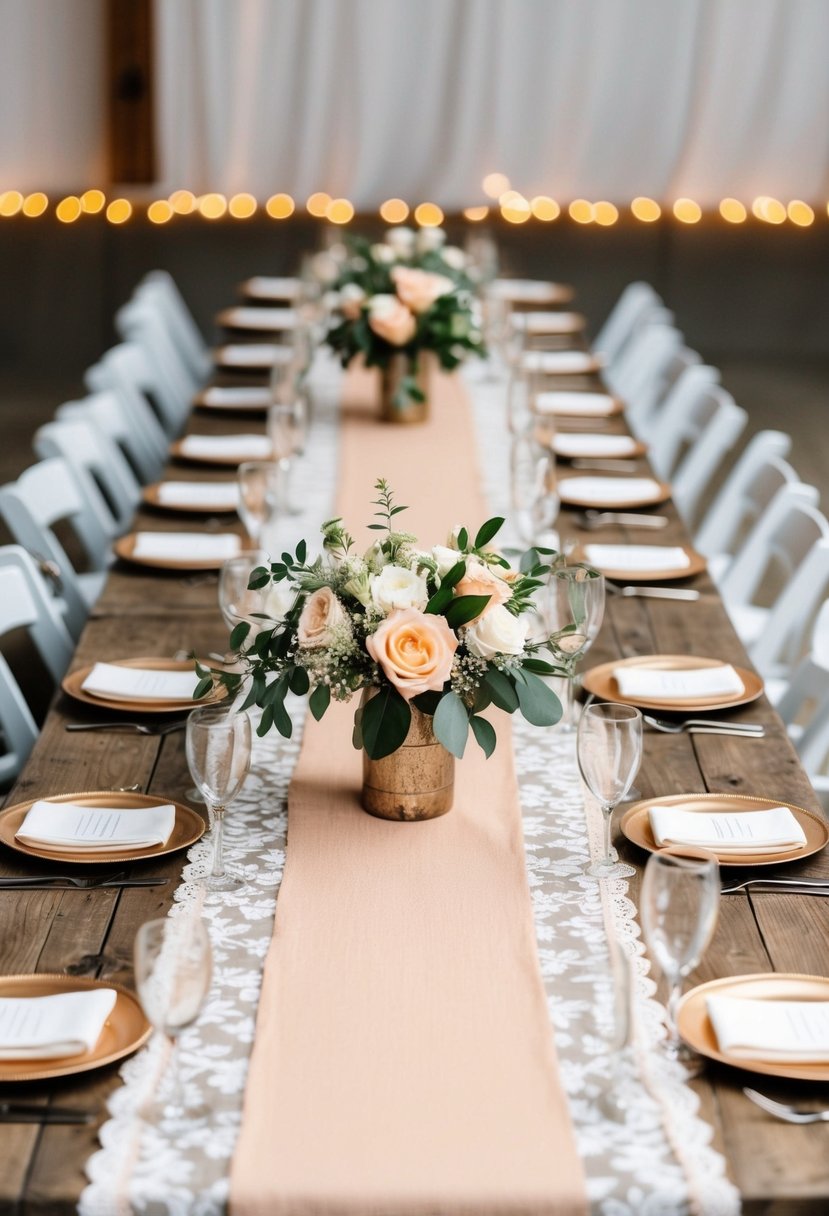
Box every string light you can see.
[593,201,619,226]
[0,190,24,217]
[326,198,354,224]
[787,200,814,227]
[22,192,48,217]
[147,199,174,224]
[530,196,560,221]
[306,192,331,217]
[752,196,786,224]
[719,198,747,223]
[379,198,409,223]
[229,192,257,219]
[482,172,510,199]
[106,198,132,224]
[198,193,227,219]
[414,202,444,227]
[501,194,531,223]
[673,198,701,223]
[266,193,294,219]
[169,189,197,215]
[568,199,594,223]
[55,196,81,223]
[630,197,661,222]
[463,205,489,221]
[80,189,105,214]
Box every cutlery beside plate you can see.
[0,1102,95,1124]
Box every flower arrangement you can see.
[196,481,577,762]
[325,230,485,409]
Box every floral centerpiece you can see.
[325,229,485,420]
[196,482,581,821]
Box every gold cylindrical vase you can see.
[361,701,454,821]
[379,353,431,424]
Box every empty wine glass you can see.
[267,400,308,514]
[134,915,212,1116]
[577,702,642,876]
[510,431,559,546]
[237,461,281,548]
[544,565,605,729]
[218,550,269,629]
[640,848,720,1066]
[186,705,252,893]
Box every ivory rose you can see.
[392,266,455,315]
[367,294,417,346]
[432,544,461,578]
[385,225,416,256]
[366,607,458,700]
[465,604,529,660]
[370,564,429,614]
[455,559,512,620]
[339,283,367,320]
[297,587,348,648]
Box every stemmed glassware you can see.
[577,702,643,875]
[267,400,308,515]
[237,461,281,548]
[218,550,269,630]
[134,915,212,1116]
[640,849,720,1065]
[510,431,559,546]
[185,705,252,893]
[544,564,605,729]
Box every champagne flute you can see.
[186,705,252,892]
[218,550,269,630]
[544,565,605,729]
[237,461,281,548]
[640,849,720,1065]
[267,400,307,514]
[577,702,642,875]
[510,431,559,546]
[134,915,212,1116]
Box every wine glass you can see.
[640,848,720,1065]
[544,564,605,729]
[577,702,642,876]
[267,400,308,514]
[218,550,269,630]
[237,461,281,548]
[510,431,559,546]
[134,915,212,1115]
[185,705,252,892]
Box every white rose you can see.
[446,524,464,549]
[386,226,416,256]
[442,246,467,271]
[310,251,339,285]
[297,587,348,648]
[263,582,296,622]
[417,227,447,252]
[432,545,463,578]
[370,564,429,614]
[371,243,396,264]
[339,283,367,320]
[465,604,529,659]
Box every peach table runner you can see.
[230,365,587,1215]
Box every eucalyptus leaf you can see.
[289,666,310,696]
[412,689,442,715]
[433,691,470,758]
[361,687,412,760]
[483,666,519,712]
[444,594,491,630]
[515,670,562,727]
[309,682,331,721]
[229,621,251,651]
[469,714,497,758]
[474,517,505,549]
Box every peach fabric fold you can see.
[230,365,587,1215]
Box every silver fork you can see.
[723,878,829,895]
[743,1088,829,1123]
[65,721,187,735]
[644,715,764,736]
[573,510,669,530]
[606,582,700,602]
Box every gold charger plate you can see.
[169,438,273,466]
[534,394,625,419]
[576,544,707,583]
[0,790,204,865]
[559,477,671,509]
[620,793,828,867]
[114,533,242,570]
[0,974,150,1084]
[552,435,647,459]
[677,973,829,1083]
[141,484,239,515]
[582,654,764,712]
[62,656,225,715]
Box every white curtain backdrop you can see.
[154,0,829,208]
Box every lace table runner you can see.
[82,359,740,1216]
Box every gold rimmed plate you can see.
[677,973,829,1083]
[193,386,274,412]
[0,974,150,1084]
[551,434,647,460]
[62,657,225,715]
[0,790,205,866]
[576,544,707,583]
[169,438,274,467]
[559,476,672,509]
[141,484,240,515]
[114,533,242,570]
[582,654,764,712]
[620,793,828,867]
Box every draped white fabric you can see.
[154,0,829,208]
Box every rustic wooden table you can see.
[2,350,828,1214]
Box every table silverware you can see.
[0,1102,95,1125]
[644,715,764,736]
[570,458,643,473]
[573,509,670,530]
[65,721,187,736]
[722,878,829,895]
[0,874,169,890]
[607,583,700,602]
[743,1088,829,1123]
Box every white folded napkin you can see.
[522,350,599,374]
[584,544,691,572]
[0,989,118,1060]
[512,311,584,334]
[560,477,663,504]
[553,434,639,458]
[131,532,242,561]
[491,279,562,302]
[214,343,283,367]
[649,805,806,855]
[707,994,829,1062]
[16,799,177,853]
[221,306,297,330]
[613,663,745,701]
[244,275,301,300]
[179,434,273,460]
[200,386,278,408]
[155,481,240,509]
[81,661,202,702]
[535,391,617,416]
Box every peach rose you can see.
[455,559,512,621]
[366,607,458,701]
[391,266,455,315]
[367,294,417,346]
[297,587,347,648]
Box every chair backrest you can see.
[776,599,829,781]
[138,270,211,382]
[750,537,829,677]
[34,417,140,534]
[618,326,703,436]
[592,282,663,364]
[720,488,827,610]
[693,431,796,561]
[85,341,186,439]
[57,389,164,485]
[116,295,198,405]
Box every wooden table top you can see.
[2,349,828,1215]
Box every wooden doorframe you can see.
[106,0,155,183]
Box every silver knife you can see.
[722,878,829,894]
[0,878,169,889]
[0,1102,95,1124]
[616,586,700,601]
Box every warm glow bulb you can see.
[752,196,786,224]
[498,189,523,206]
[673,198,701,223]
[80,189,105,214]
[463,205,489,222]
[719,198,747,223]
[501,204,531,224]
[0,190,24,217]
[482,172,510,199]
[414,202,444,227]
[306,192,331,217]
[787,200,814,227]
[379,198,409,223]
[568,199,594,223]
[169,189,196,215]
[326,198,355,224]
[148,199,174,224]
[593,201,619,226]
[530,196,560,221]
[266,193,295,219]
[56,195,81,223]
[198,193,227,219]
[229,192,257,219]
[22,192,48,217]
[631,197,661,222]
[106,198,132,224]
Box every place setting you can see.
[583,653,764,712]
[576,542,708,582]
[193,384,276,412]
[62,656,226,714]
[142,479,241,514]
[169,431,274,465]
[534,389,625,419]
[215,305,298,333]
[559,474,672,509]
[211,342,291,371]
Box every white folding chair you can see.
[0,546,74,786]
[648,368,747,525]
[0,458,113,638]
[34,418,140,536]
[592,282,664,364]
[116,294,199,404]
[607,322,702,436]
[137,270,211,384]
[57,389,165,485]
[776,600,829,808]
[85,341,188,439]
